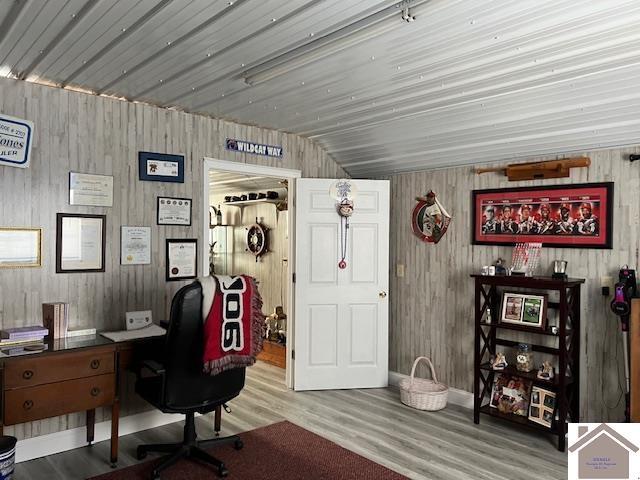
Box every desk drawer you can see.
[3,373,115,425]
[4,348,115,389]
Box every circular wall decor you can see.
[246,218,269,261]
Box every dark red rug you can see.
[90,421,407,480]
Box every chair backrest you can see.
[161,281,245,410]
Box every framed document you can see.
[166,239,197,281]
[56,213,106,273]
[121,226,151,265]
[138,152,184,183]
[0,227,42,268]
[157,197,192,226]
[69,172,114,207]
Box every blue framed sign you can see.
[0,114,34,169]
[138,151,184,183]
[226,138,283,158]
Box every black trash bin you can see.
[0,436,16,480]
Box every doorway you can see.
[203,158,301,389]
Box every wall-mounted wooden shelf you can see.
[224,198,281,208]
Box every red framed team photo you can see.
[471,182,614,248]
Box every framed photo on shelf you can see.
[0,227,42,268]
[489,373,531,417]
[528,386,556,428]
[166,239,197,281]
[157,197,192,226]
[500,292,547,329]
[56,213,106,273]
[471,182,614,248]
[138,152,184,183]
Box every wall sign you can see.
[226,138,283,158]
[69,172,114,207]
[412,191,452,244]
[0,114,34,168]
[138,152,184,183]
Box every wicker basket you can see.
[399,356,448,411]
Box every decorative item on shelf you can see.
[224,196,232,202]
[528,386,556,427]
[258,192,266,199]
[266,191,279,199]
[486,307,493,323]
[264,310,279,342]
[490,374,531,417]
[246,217,269,262]
[411,191,452,244]
[490,352,508,371]
[537,361,555,381]
[329,179,358,269]
[472,183,613,248]
[240,194,248,201]
[494,258,507,275]
[273,306,287,344]
[550,325,559,335]
[510,242,542,276]
[500,292,547,330]
[248,192,258,200]
[516,343,534,372]
[231,196,241,202]
[552,260,568,280]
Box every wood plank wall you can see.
[387,146,640,422]
[0,77,345,440]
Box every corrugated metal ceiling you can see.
[1,0,639,176]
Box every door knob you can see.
[379,291,387,298]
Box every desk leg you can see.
[110,401,119,467]
[214,406,222,437]
[86,409,95,444]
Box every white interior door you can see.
[294,179,389,391]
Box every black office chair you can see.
[135,281,245,479]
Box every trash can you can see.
[0,436,16,480]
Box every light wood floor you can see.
[15,361,567,479]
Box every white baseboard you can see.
[388,371,474,410]
[15,409,187,463]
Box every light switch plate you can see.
[397,264,405,277]
[125,310,153,331]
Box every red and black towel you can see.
[200,275,265,375]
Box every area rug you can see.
[90,421,407,480]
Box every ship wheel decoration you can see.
[246,217,269,262]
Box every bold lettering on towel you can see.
[219,276,247,352]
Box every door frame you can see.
[202,158,301,389]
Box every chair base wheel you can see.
[233,439,243,450]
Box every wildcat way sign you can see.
[226,138,283,158]
[0,113,33,168]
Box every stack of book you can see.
[42,302,69,339]
[0,326,49,354]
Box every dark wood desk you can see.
[0,334,180,466]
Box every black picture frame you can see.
[471,182,614,249]
[56,213,106,273]
[165,239,198,281]
[138,151,185,183]
[157,196,192,226]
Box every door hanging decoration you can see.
[329,179,358,269]
[246,218,269,262]
[412,191,452,244]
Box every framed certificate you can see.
[166,239,197,281]
[56,213,106,273]
[69,172,114,207]
[157,197,192,226]
[138,152,184,183]
[121,226,151,265]
[0,227,42,268]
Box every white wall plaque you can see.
[0,113,34,168]
[69,172,114,207]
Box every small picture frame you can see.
[138,152,184,183]
[500,292,547,329]
[0,227,42,268]
[157,197,192,226]
[56,213,106,273]
[166,239,198,281]
[528,386,556,428]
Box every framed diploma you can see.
[138,151,184,183]
[56,213,106,273]
[166,239,198,281]
[121,226,151,265]
[157,197,192,226]
[0,227,42,268]
[69,172,114,207]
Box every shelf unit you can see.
[223,198,281,208]
[472,274,584,451]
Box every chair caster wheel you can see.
[218,464,228,477]
[233,439,243,450]
[136,446,147,460]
